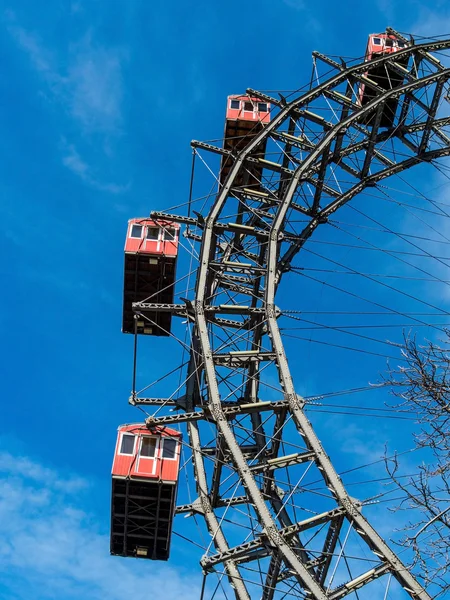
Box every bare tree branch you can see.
[383,333,450,596]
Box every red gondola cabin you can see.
[110,423,182,561]
[122,218,180,336]
[220,95,271,188]
[358,33,409,127]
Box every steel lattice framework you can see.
[132,29,450,600]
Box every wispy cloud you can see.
[6,17,124,135]
[0,449,200,600]
[62,141,130,194]
[409,5,450,37]
[5,12,129,194]
[67,32,125,135]
[330,418,389,464]
[0,451,88,493]
[8,22,53,76]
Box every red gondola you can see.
[358,33,409,127]
[110,423,182,561]
[220,95,271,187]
[122,218,180,336]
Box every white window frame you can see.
[229,99,241,110]
[130,224,143,239]
[163,227,177,241]
[139,435,158,459]
[373,37,381,45]
[243,101,254,113]
[161,438,178,461]
[118,432,136,456]
[257,102,268,113]
[135,435,159,476]
[146,226,160,241]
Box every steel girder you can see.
[138,32,450,599]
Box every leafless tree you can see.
[384,334,450,596]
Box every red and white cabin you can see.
[110,423,182,561]
[365,33,408,60]
[358,33,409,127]
[124,218,179,257]
[220,95,271,186]
[225,95,271,125]
[122,218,180,336]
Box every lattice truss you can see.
[132,29,450,600]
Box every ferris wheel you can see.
[111,28,450,599]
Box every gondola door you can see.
[135,435,158,476]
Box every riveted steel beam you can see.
[315,514,346,585]
[250,451,316,474]
[329,564,390,600]
[201,508,348,570]
[360,101,385,178]
[419,78,446,153]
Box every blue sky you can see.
[2,1,450,598]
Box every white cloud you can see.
[62,141,130,194]
[62,142,90,177]
[8,23,53,76]
[6,19,124,136]
[409,5,450,37]
[67,33,125,135]
[326,417,389,465]
[5,13,129,194]
[0,451,88,493]
[0,449,200,600]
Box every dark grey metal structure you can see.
[132,29,450,599]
